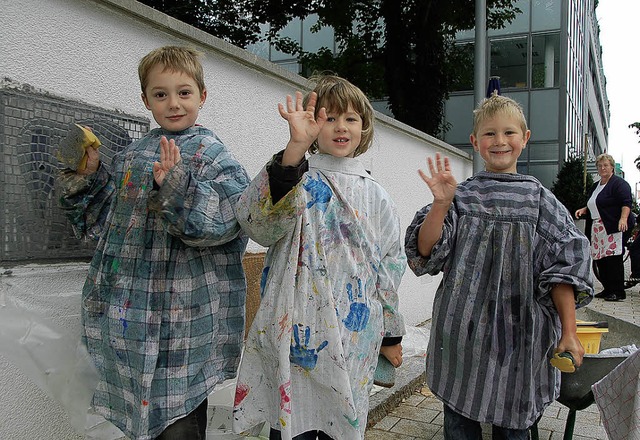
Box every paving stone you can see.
[403,393,426,407]
[390,418,441,439]
[365,428,416,440]
[390,404,440,424]
[373,415,400,431]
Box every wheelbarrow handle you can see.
[576,321,608,328]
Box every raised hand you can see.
[418,153,457,206]
[153,136,181,186]
[279,91,328,166]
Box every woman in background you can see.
[576,153,633,302]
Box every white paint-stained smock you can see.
[233,153,406,439]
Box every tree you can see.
[631,122,640,171]
[137,0,262,47]
[551,156,594,216]
[139,0,519,138]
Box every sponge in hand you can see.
[373,354,396,388]
[550,352,576,373]
[56,123,101,172]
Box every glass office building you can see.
[247,0,609,188]
[444,0,608,187]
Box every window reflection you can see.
[450,42,475,92]
[532,34,560,88]
[490,37,528,88]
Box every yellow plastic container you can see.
[576,322,609,354]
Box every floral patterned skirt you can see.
[591,218,623,260]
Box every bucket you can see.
[576,320,609,354]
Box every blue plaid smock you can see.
[58,126,249,439]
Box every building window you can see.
[531,0,561,31]
[270,19,302,62]
[450,42,475,92]
[532,33,560,88]
[490,37,528,88]
[489,0,531,36]
[303,14,335,53]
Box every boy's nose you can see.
[168,95,180,109]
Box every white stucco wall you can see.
[1,0,473,437]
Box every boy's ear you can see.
[200,88,207,107]
[470,134,479,151]
[523,129,531,147]
[141,93,151,110]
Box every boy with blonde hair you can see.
[58,46,249,439]
[405,95,593,439]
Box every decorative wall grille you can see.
[0,84,149,262]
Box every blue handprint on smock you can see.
[342,278,370,332]
[290,324,328,371]
[303,173,332,212]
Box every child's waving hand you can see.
[153,136,182,186]
[416,153,458,257]
[279,91,328,166]
[418,153,458,206]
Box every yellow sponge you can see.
[550,352,576,373]
[57,123,101,171]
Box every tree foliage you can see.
[139,0,519,137]
[630,122,640,171]
[551,156,594,216]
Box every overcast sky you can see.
[596,0,640,194]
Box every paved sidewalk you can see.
[366,278,640,439]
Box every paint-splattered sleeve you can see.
[236,156,305,248]
[56,162,115,241]
[147,136,250,247]
[376,195,407,338]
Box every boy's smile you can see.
[316,105,363,158]
[141,64,206,132]
[470,113,531,174]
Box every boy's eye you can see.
[179,90,193,96]
[326,117,336,122]
[154,92,166,99]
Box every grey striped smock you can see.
[405,171,593,429]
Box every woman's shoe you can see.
[604,293,625,301]
[624,277,640,289]
[594,290,608,298]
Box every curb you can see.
[367,354,427,428]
